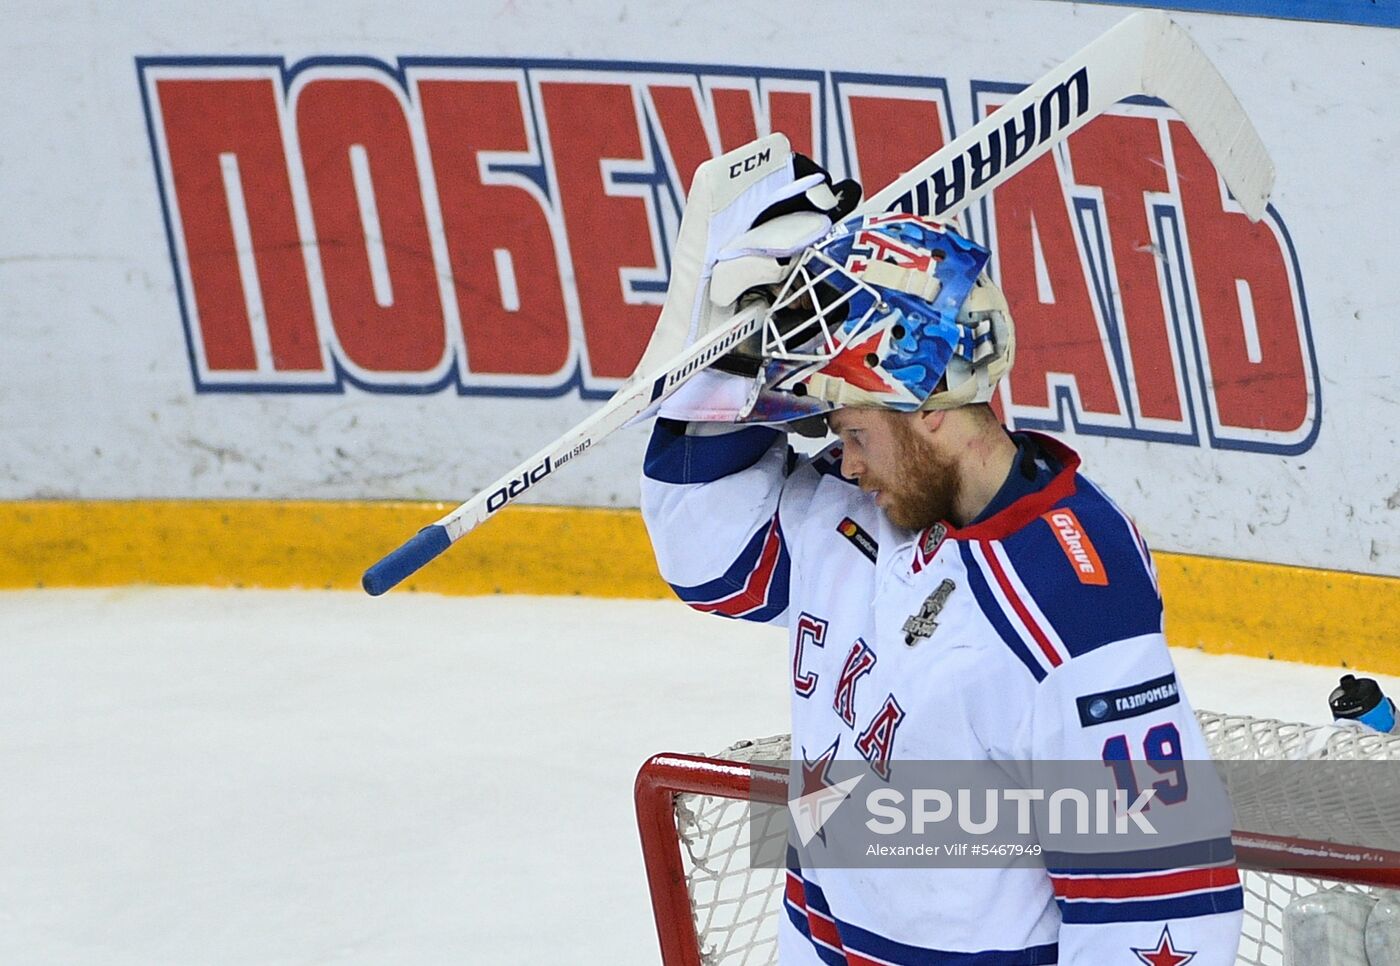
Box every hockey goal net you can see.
[635,711,1400,966]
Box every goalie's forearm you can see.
[641,418,791,625]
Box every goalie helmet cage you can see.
[635,713,1400,966]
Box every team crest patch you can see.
[903,578,955,646]
[921,522,947,558]
[1076,673,1180,727]
[912,522,948,573]
[837,517,879,563]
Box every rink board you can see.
[2,500,1396,674]
[1,0,1396,659]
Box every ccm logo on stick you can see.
[1042,509,1107,585]
[486,456,553,513]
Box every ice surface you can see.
[1,588,1392,964]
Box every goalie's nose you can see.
[839,446,864,483]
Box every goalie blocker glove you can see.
[635,134,862,427]
[708,153,861,377]
[709,153,861,377]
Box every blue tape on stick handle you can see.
[362,525,453,596]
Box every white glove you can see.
[659,209,835,423]
[641,143,860,424]
[628,134,806,387]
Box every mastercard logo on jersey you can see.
[1042,509,1108,586]
[836,517,879,564]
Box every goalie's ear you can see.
[750,153,862,228]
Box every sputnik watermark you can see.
[795,783,1158,847]
[865,787,1159,835]
[753,757,1241,870]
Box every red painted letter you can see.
[844,92,948,202]
[1068,113,1186,424]
[157,78,320,372]
[297,77,446,374]
[993,143,1124,421]
[1171,122,1311,436]
[418,76,571,378]
[540,81,662,380]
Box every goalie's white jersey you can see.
[641,420,1244,965]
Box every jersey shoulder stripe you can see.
[995,475,1162,661]
[976,538,1070,670]
[958,541,1049,682]
[669,514,789,621]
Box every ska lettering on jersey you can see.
[138,57,1317,454]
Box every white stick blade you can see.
[1139,13,1275,221]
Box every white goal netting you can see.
[641,712,1400,966]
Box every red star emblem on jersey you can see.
[1131,926,1196,966]
[796,738,846,845]
[815,332,900,395]
[800,738,841,801]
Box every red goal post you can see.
[635,713,1400,966]
[636,751,787,966]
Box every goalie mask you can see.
[739,213,1014,423]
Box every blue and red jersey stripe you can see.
[784,867,1059,965]
[1046,840,1243,925]
[670,514,790,622]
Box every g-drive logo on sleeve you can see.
[1042,508,1107,585]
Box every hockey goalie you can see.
[638,134,1245,964]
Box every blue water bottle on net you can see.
[1328,674,1398,734]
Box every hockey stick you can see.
[361,306,766,594]
[864,10,1273,220]
[362,10,1272,595]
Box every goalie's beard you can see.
[867,416,962,532]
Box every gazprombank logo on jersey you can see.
[138,57,1318,454]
